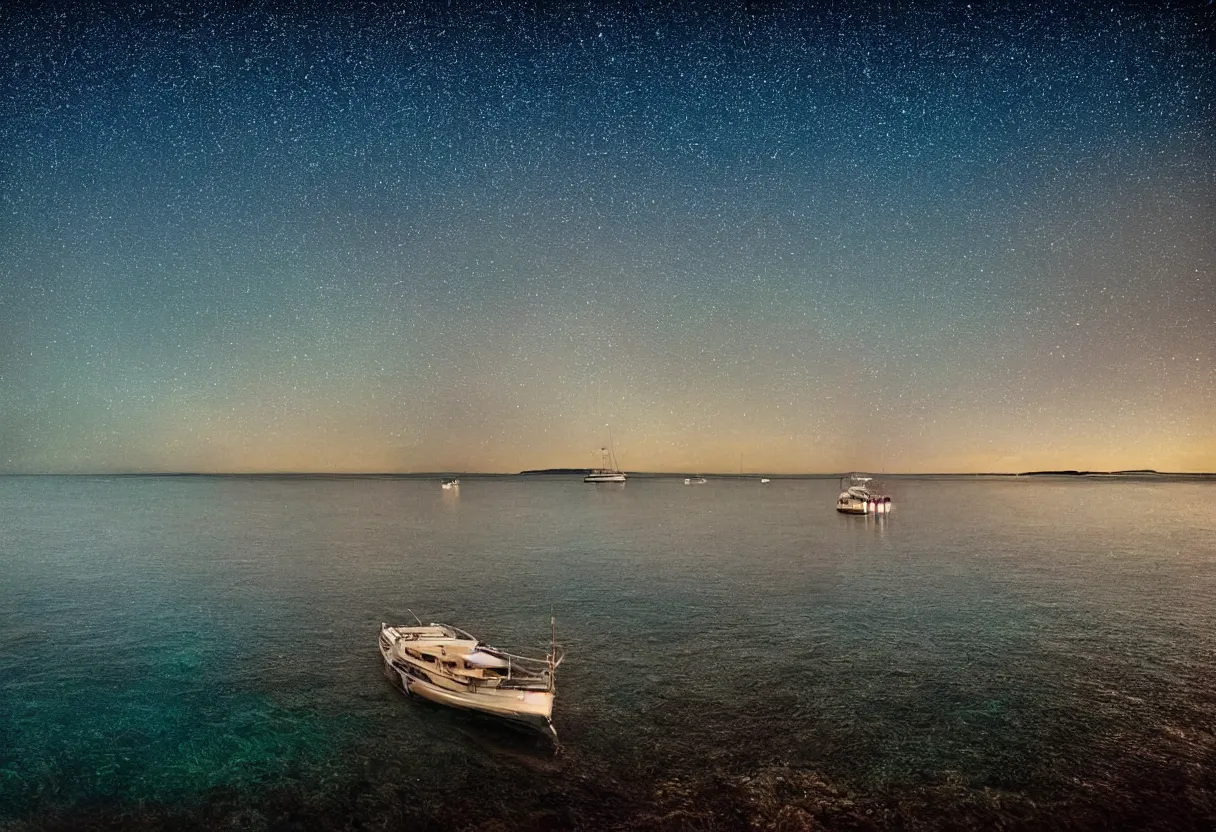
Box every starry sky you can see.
[1,0,1212,474]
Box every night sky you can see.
[2,1,1212,474]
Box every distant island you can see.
[1019,470,1160,476]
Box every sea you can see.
[1,474,1213,830]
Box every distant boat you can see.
[760,478,770,484]
[684,476,707,485]
[836,474,892,515]
[441,477,460,490]
[585,433,626,483]
[379,617,562,742]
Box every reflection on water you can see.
[840,510,892,538]
[1,475,1213,829]
[441,485,461,512]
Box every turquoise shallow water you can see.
[1,475,1214,830]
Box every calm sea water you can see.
[1,475,1213,830]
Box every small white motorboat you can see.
[836,474,893,515]
[760,478,770,484]
[440,477,460,490]
[379,617,562,741]
[684,476,707,485]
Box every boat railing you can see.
[496,649,560,671]
[500,652,548,667]
[498,648,563,691]
[395,621,562,685]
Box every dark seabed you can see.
[1,475,1214,830]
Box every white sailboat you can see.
[584,431,626,483]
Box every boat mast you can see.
[607,425,619,472]
[549,615,558,691]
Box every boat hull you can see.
[836,498,892,514]
[584,473,626,482]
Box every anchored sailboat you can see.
[379,615,563,742]
[584,430,626,483]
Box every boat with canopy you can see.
[379,615,563,741]
[835,474,893,515]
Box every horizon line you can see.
[2,469,1212,478]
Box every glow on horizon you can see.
[15,424,1216,476]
